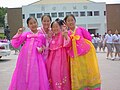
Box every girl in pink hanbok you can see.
[46,20,71,90]
[9,17,49,90]
[38,15,52,60]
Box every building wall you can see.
[22,2,106,35]
[6,3,120,38]
[7,8,22,38]
[106,4,120,34]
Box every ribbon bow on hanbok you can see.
[70,33,80,57]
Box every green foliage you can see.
[0,7,7,27]
[0,33,6,39]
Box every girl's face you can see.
[42,16,51,29]
[28,18,38,32]
[115,30,118,34]
[108,30,111,34]
[65,16,76,30]
[51,22,61,35]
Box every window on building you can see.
[80,12,86,16]
[104,11,106,16]
[66,12,71,15]
[94,11,99,16]
[44,13,50,16]
[58,12,64,17]
[51,13,57,17]
[29,14,35,17]
[22,14,25,19]
[37,13,42,18]
[87,11,93,16]
[73,12,78,17]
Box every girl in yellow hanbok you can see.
[64,14,101,90]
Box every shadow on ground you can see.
[0,59,11,63]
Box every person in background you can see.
[64,14,101,90]
[104,29,114,60]
[102,33,107,52]
[98,35,104,52]
[92,34,99,51]
[4,26,10,41]
[9,17,49,90]
[112,29,120,60]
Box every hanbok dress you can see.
[46,32,71,90]
[9,31,49,90]
[67,27,101,90]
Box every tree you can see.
[0,7,7,27]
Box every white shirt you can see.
[113,34,120,44]
[92,37,99,43]
[105,34,113,43]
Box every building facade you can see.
[7,8,22,38]
[22,0,107,35]
[106,4,120,33]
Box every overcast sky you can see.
[0,0,120,8]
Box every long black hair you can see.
[64,14,76,22]
[41,15,52,22]
[51,18,65,28]
[26,16,38,25]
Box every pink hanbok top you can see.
[67,26,92,58]
[49,32,71,50]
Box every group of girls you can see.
[9,14,101,90]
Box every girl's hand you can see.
[62,30,68,36]
[62,24,68,36]
[17,27,25,34]
[62,30,68,40]
[37,45,46,53]
[48,31,53,38]
[37,47,43,53]
[62,24,67,32]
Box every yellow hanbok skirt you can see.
[70,39,101,90]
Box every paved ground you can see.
[0,50,120,90]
